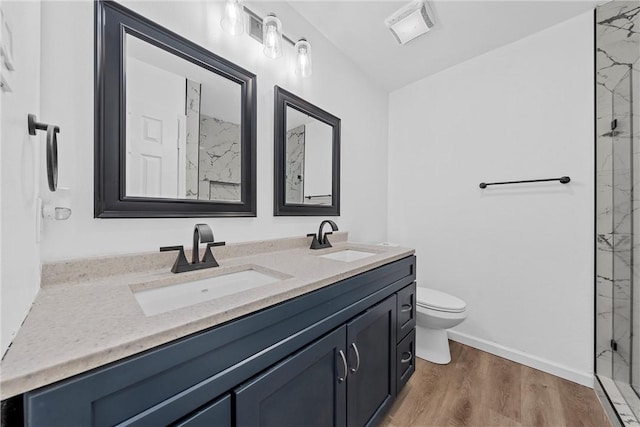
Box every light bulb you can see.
[295,38,312,77]
[262,14,283,59]
[221,0,244,36]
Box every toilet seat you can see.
[416,287,466,313]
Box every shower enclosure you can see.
[595,1,640,425]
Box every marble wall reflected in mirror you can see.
[95,0,256,218]
[125,34,241,202]
[285,107,333,205]
[274,86,340,216]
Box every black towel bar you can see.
[479,176,570,189]
[304,194,332,200]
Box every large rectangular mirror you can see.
[95,1,256,217]
[274,86,340,216]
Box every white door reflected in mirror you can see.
[285,107,333,205]
[125,34,242,202]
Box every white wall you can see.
[38,1,389,262]
[0,1,42,356]
[303,120,333,198]
[388,11,594,386]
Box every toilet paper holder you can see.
[28,113,60,192]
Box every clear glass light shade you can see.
[221,0,244,35]
[262,14,283,59]
[295,38,312,77]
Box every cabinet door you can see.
[235,326,347,427]
[346,295,397,427]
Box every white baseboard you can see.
[447,330,594,388]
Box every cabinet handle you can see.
[349,343,361,373]
[401,304,413,313]
[337,350,348,383]
[401,351,413,364]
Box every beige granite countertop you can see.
[0,232,414,400]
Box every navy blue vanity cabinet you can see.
[13,256,416,426]
[235,295,397,427]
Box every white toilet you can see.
[415,287,467,364]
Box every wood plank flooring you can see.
[381,341,611,427]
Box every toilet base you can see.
[415,326,451,364]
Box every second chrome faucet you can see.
[160,224,225,273]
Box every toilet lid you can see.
[416,287,466,313]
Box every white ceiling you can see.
[287,1,600,91]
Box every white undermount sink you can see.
[318,249,376,262]
[133,268,283,316]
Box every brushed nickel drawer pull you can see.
[401,351,413,364]
[401,304,413,313]
[350,343,361,373]
[337,350,348,383]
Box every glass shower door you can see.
[595,2,640,423]
[610,68,633,388]
[611,65,640,416]
[629,62,640,397]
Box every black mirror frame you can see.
[273,86,341,216]
[94,0,257,218]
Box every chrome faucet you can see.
[160,224,226,273]
[308,220,338,250]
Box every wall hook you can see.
[28,114,60,192]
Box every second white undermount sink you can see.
[133,268,283,316]
[318,249,376,262]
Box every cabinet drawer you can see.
[396,328,415,392]
[396,283,416,342]
[174,394,231,427]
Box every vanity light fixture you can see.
[227,6,307,68]
[220,0,245,36]
[295,38,312,77]
[385,0,435,45]
[262,13,283,59]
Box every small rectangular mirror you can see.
[274,86,340,216]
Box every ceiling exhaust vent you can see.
[385,0,435,45]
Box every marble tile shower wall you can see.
[184,79,241,201]
[595,0,640,384]
[286,125,305,204]
[198,115,241,201]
